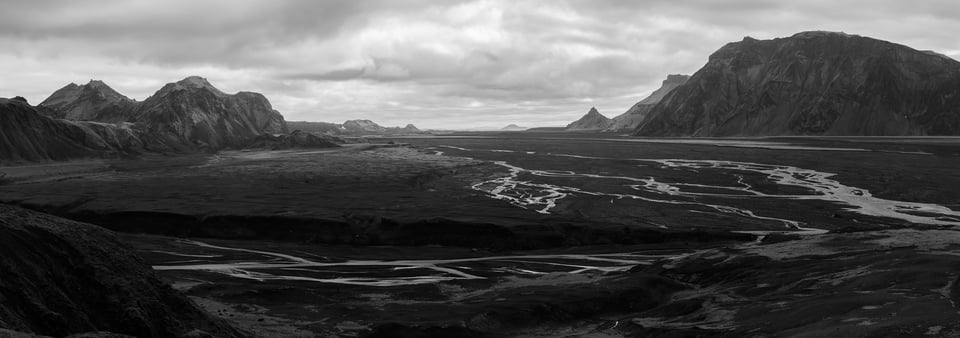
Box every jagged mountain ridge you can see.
[566,107,613,131]
[606,74,689,132]
[635,31,960,136]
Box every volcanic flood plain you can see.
[2,134,960,336]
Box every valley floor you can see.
[2,135,960,336]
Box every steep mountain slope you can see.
[39,80,137,122]
[132,76,288,150]
[0,98,144,163]
[566,107,612,131]
[606,74,689,132]
[635,31,960,136]
[0,204,242,337]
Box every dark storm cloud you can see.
[3,0,960,129]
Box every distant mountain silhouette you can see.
[501,124,527,131]
[566,107,612,131]
[635,31,960,136]
[288,119,425,136]
[606,74,689,132]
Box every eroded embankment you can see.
[5,202,752,250]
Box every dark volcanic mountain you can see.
[0,204,241,337]
[636,31,960,136]
[29,76,290,153]
[133,76,288,150]
[606,74,689,132]
[501,124,527,131]
[0,98,144,163]
[39,80,137,122]
[566,107,612,131]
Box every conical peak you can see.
[85,79,107,87]
[177,76,216,89]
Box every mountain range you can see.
[287,119,424,136]
[6,30,960,164]
[1,77,293,162]
[635,31,960,136]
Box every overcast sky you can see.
[3,0,960,129]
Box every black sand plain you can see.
[2,133,960,336]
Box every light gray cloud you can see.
[2,0,960,129]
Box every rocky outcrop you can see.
[133,76,288,150]
[342,119,388,134]
[39,80,137,123]
[606,74,689,132]
[0,204,242,337]
[0,98,145,163]
[566,107,612,131]
[398,123,421,133]
[635,31,960,136]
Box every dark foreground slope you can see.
[0,98,145,163]
[0,204,243,338]
[636,31,960,136]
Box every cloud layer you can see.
[3,0,960,129]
